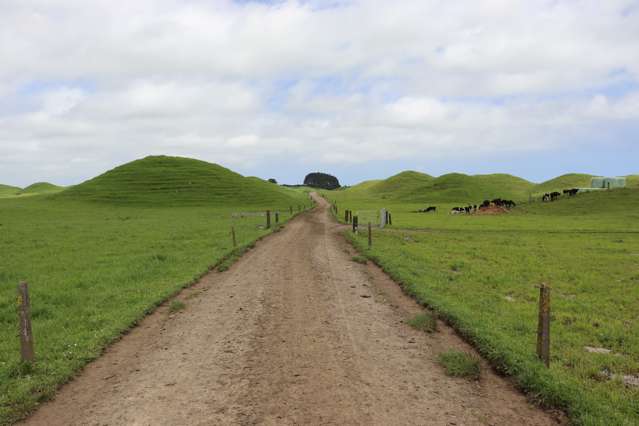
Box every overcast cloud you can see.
[1,0,638,186]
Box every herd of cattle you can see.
[416,198,517,215]
[542,188,579,202]
[416,187,581,215]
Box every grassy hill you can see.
[58,156,304,206]
[532,173,594,194]
[626,174,639,188]
[0,184,20,198]
[368,171,433,198]
[19,182,64,195]
[334,171,534,203]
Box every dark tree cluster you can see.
[303,172,340,190]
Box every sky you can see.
[0,0,638,187]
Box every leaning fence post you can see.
[231,226,237,247]
[537,283,551,367]
[17,281,35,363]
[368,222,372,249]
[266,210,271,229]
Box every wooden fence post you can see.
[345,210,349,223]
[231,226,237,247]
[266,210,271,229]
[275,211,279,224]
[17,282,35,363]
[537,284,551,367]
[352,216,358,233]
[388,212,392,226]
[368,222,372,249]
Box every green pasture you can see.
[0,156,311,424]
[328,182,639,425]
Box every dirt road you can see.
[24,194,561,425]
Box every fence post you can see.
[388,212,392,226]
[344,209,349,223]
[231,226,237,247]
[537,284,551,367]
[275,211,279,224]
[368,222,372,249]
[352,216,358,233]
[266,210,271,229]
[17,282,35,363]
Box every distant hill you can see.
[19,182,64,195]
[56,155,305,206]
[533,174,594,194]
[626,175,639,188]
[343,171,534,203]
[0,184,21,198]
[368,171,433,198]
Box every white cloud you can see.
[0,0,638,185]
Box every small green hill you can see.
[369,171,433,198]
[57,155,304,206]
[0,184,21,198]
[533,173,594,194]
[343,171,533,203]
[19,182,64,195]
[626,175,639,188]
[417,173,533,202]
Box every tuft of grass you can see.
[169,300,186,313]
[438,351,481,380]
[407,313,437,333]
[351,255,368,264]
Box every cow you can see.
[563,188,579,196]
[550,191,561,201]
[417,206,437,213]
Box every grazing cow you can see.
[550,191,561,201]
[417,206,437,213]
[503,200,516,208]
[481,200,490,209]
[563,188,579,196]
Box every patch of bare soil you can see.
[22,194,563,425]
[476,206,510,215]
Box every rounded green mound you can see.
[19,182,64,195]
[0,184,21,198]
[348,170,534,203]
[533,173,594,194]
[57,156,302,206]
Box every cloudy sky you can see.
[1,0,638,187]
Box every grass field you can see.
[327,178,639,425]
[0,157,311,425]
